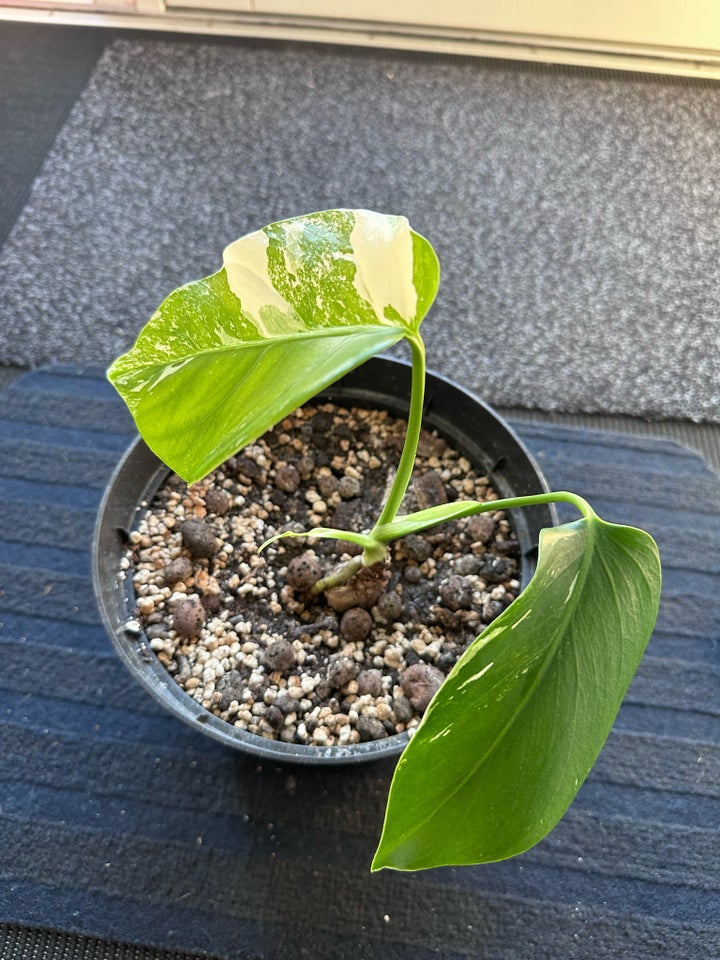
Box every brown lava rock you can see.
[236,456,265,484]
[263,638,296,673]
[392,694,414,723]
[318,474,339,498]
[439,575,474,611]
[418,429,447,458]
[340,607,373,642]
[467,514,496,543]
[265,705,285,730]
[327,654,359,689]
[376,591,403,622]
[173,596,206,637]
[162,556,193,586]
[412,470,448,509]
[357,669,383,697]
[477,555,517,583]
[401,662,445,713]
[181,519,217,558]
[402,534,433,563]
[403,565,422,584]
[356,716,388,741]
[286,553,322,591]
[275,464,301,493]
[204,488,231,515]
[217,669,245,709]
[296,455,315,479]
[337,475,361,499]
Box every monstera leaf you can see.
[109,209,439,482]
[372,513,662,870]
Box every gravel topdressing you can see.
[127,402,520,749]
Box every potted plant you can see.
[97,208,661,872]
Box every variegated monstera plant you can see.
[109,209,661,871]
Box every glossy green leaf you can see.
[372,513,661,871]
[108,209,439,483]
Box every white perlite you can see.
[128,402,520,747]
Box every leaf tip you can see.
[370,825,422,872]
[369,843,399,873]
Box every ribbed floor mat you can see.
[0,366,717,959]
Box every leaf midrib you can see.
[124,323,407,374]
[149,330,366,438]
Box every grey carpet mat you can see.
[0,37,719,422]
[0,23,111,247]
[0,365,718,959]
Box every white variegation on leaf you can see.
[108,210,439,482]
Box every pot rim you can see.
[93,355,558,765]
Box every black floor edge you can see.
[0,923,228,960]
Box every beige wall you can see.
[255,1,720,51]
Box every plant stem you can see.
[460,490,595,521]
[371,491,596,544]
[373,332,426,530]
[304,326,595,595]
[310,554,365,595]
[309,333,426,595]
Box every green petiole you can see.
[374,331,427,528]
[260,329,596,589]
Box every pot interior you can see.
[93,356,556,764]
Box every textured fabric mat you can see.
[0,23,110,247]
[0,923,217,960]
[0,366,718,959]
[0,38,719,422]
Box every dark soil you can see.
[127,402,520,748]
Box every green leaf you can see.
[372,514,661,871]
[108,210,439,483]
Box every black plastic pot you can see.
[93,356,557,765]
